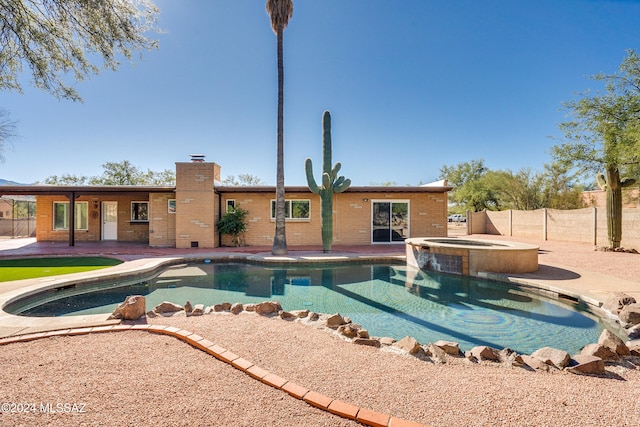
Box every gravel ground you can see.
[0,313,639,427]
[1,236,639,426]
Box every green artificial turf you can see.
[0,257,123,282]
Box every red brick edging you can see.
[0,324,429,427]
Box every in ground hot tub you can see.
[406,237,539,276]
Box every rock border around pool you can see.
[110,295,640,378]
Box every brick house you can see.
[0,158,451,248]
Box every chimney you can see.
[190,154,205,163]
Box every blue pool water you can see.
[7,262,605,355]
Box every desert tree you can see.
[0,0,160,101]
[553,49,640,248]
[266,0,293,255]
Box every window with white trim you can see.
[131,201,149,222]
[270,199,310,220]
[226,199,236,212]
[53,202,88,230]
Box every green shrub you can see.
[216,207,248,246]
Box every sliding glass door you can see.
[372,201,409,243]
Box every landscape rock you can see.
[221,302,232,311]
[309,312,320,321]
[567,355,605,375]
[394,336,421,354]
[204,306,213,314]
[230,303,243,315]
[619,303,640,326]
[379,337,396,346]
[254,301,280,316]
[498,348,520,364]
[598,329,630,356]
[108,295,146,320]
[579,343,618,361]
[152,301,183,315]
[426,343,448,363]
[280,310,297,321]
[530,347,571,368]
[244,304,256,312]
[626,324,640,339]
[326,313,347,329]
[353,338,381,348]
[190,304,204,316]
[184,301,193,315]
[357,329,369,339]
[520,355,551,371]
[338,324,360,338]
[434,340,461,356]
[602,292,636,315]
[469,346,500,361]
[290,309,309,318]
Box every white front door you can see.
[102,201,118,240]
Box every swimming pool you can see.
[6,261,606,355]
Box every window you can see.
[226,199,236,212]
[270,199,310,220]
[168,199,176,214]
[131,201,149,222]
[53,202,88,230]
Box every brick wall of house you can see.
[149,192,177,247]
[36,195,151,242]
[219,190,448,247]
[174,161,220,248]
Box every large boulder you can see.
[598,329,630,356]
[254,301,281,316]
[520,354,552,372]
[627,324,640,340]
[579,343,618,361]
[602,293,636,315]
[153,301,183,315]
[109,295,146,320]
[434,340,461,356]
[190,304,205,316]
[393,336,421,354]
[530,347,571,368]
[425,343,448,363]
[619,303,640,326]
[468,346,500,361]
[567,355,605,375]
[230,303,244,315]
[326,313,347,329]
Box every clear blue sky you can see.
[2,0,640,186]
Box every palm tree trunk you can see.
[272,27,287,255]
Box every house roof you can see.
[0,185,175,197]
[0,184,451,196]
[215,185,452,193]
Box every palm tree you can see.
[266,0,293,255]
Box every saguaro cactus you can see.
[596,168,636,248]
[305,110,351,252]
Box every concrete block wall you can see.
[219,191,448,247]
[547,208,595,244]
[36,195,150,242]
[149,192,176,247]
[478,207,640,250]
[221,192,322,247]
